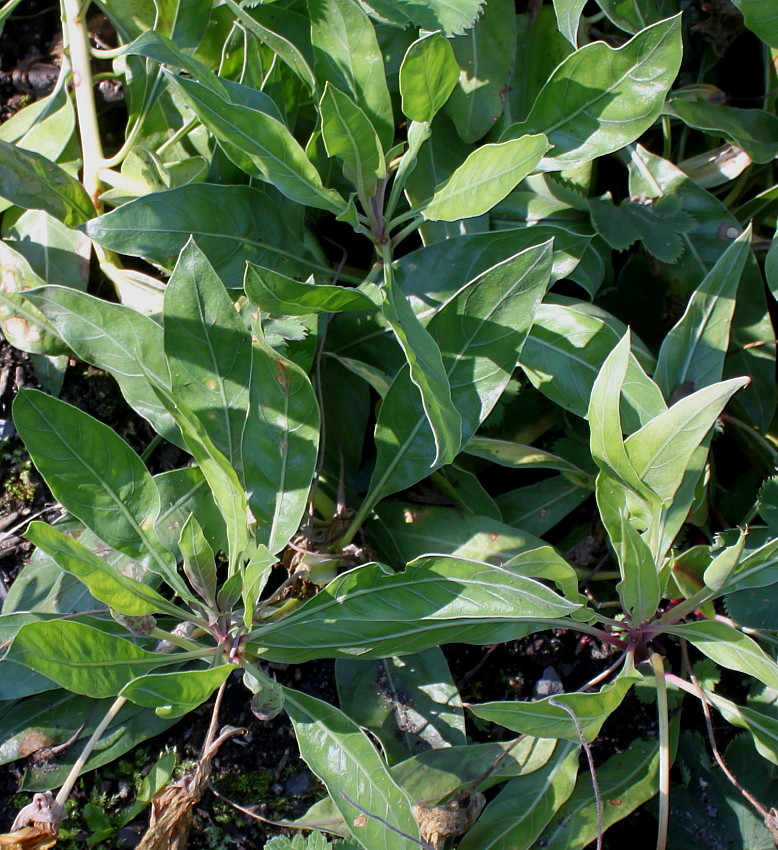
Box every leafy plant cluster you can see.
[1,0,778,846]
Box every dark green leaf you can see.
[84,184,322,291]
[502,16,682,170]
[336,650,465,764]
[285,688,421,849]
[0,138,94,226]
[7,620,178,698]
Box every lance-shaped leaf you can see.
[615,512,661,624]
[465,437,591,481]
[360,0,484,35]
[444,0,517,143]
[367,243,551,510]
[381,275,461,469]
[179,514,217,608]
[399,32,460,124]
[729,0,778,47]
[0,139,94,226]
[336,649,465,764]
[23,285,179,445]
[308,0,393,150]
[84,185,318,291]
[245,264,379,315]
[146,376,250,571]
[25,522,188,618]
[285,688,421,850]
[6,621,180,698]
[423,135,549,222]
[702,687,778,766]
[167,74,345,214]
[249,556,579,663]
[470,673,637,743]
[120,665,233,718]
[12,389,183,594]
[222,0,316,90]
[587,331,655,500]
[164,240,251,471]
[501,15,682,170]
[664,620,778,690]
[457,741,580,850]
[654,228,750,400]
[553,0,587,46]
[320,83,386,201]
[623,377,749,506]
[242,323,320,554]
[537,730,671,847]
[521,300,667,433]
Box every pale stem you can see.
[55,695,127,808]
[61,0,104,204]
[650,653,670,850]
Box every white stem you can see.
[651,653,670,850]
[55,696,127,807]
[61,0,104,204]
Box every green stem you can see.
[149,627,208,652]
[156,115,200,156]
[55,695,127,807]
[61,0,104,205]
[651,653,670,850]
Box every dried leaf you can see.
[0,826,58,849]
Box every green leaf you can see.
[423,135,550,222]
[245,265,378,315]
[336,650,465,764]
[537,730,672,847]
[164,239,252,470]
[7,621,177,698]
[457,741,580,850]
[552,0,587,46]
[84,184,321,291]
[617,513,661,624]
[665,620,778,690]
[0,139,94,226]
[361,0,484,35]
[242,323,320,554]
[623,377,749,506]
[501,15,682,170]
[308,0,394,150]
[23,285,179,443]
[495,477,591,536]
[167,74,345,213]
[729,0,778,47]
[25,522,187,618]
[285,688,421,850]
[666,99,778,164]
[627,146,776,430]
[470,673,637,742]
[368,243,551,508]
[13,389,183,593]
[221,0,316,90]
[370,504,548,569]
[702,688,778,766]
[320,83,385,201]
[654,227,751,400]
[465,437,591,480]
[381,274,461,469]
[120,665,233,718]
[521,300,667,433]
[250,557,578,663]
[0,245,68,356]
[595,0,670,34]
[179,514,217,608]
[399,33,459,124]
[444,0,516,142]
[586,331,653,499]
[145,376,250,571]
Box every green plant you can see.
[1,0,778,848]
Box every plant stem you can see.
[55,695,127,807]
[651,653,670,850]
[61,0,104,205]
